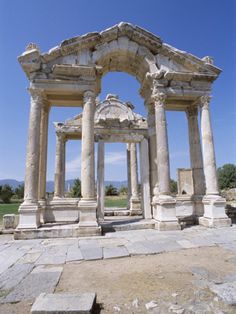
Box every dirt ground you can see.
[1,246,236,314]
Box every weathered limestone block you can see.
[3,214,18,229]
[31,292,96,314]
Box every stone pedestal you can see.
[78,199,101,235]
[153,196,180,231]
[199,96,231,227]
[152,92,180,230]
[199,195,231,227]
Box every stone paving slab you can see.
[66,246,83,263]
[103,246,129,259]
[125,240,165,255]
[2,265,63,303]
[0,247,26,275]
[0,263,34,291]
[80,247,103,260]
[35,246,68,265]
[31,292,96,314]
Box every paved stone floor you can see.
[0,225,236,312]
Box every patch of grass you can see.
[105,196,127,208]
[0,202,21,226]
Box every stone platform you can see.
[14,223,101,240]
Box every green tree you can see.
[105,184,118,196]
[217,164,236,190]
[70,179,81,197]
[170,179,178,194]
[0,184,14,203]
[15,184,24,199]
[119,185,128,195]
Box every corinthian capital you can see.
[83,90,96,103]
[186,106,198,118]
[199,95,211,109]
[152,92,167,107]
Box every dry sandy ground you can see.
[1,246,236,314]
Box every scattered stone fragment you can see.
[132,297,139,308]
[168,304,185,314]
[113,305,121,312]
[210,281,236,305]
[145,300,158,310]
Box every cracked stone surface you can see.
[0,225,235,313]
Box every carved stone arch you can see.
[92,38,158,83]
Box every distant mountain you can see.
[0,179,24,189]
[0,179,127,193]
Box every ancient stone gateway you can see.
[15,22,231,239]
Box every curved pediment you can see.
[55,94,147,132]
[95,94,146,128]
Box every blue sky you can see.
[0,0,235,182]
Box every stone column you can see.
[139,138,152,219]
[126,143,131,210]
[152,91,180,230]
[38,103,50,223]
[198,96,231,227]
[54,132,66,198]
[146,102,159,201]
[130,143,141,215]
[18,88,45,229]
[78,91,100,233]
[186,106,205,216]
[97,140,105,220]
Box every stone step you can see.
[102,219,155,233]
[31,292,96,314]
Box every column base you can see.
[17,201,41,229]
[78,199,99,228]
[153,195,181,231]
[199,195,232,228]
[130,197,142,215]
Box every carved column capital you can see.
[83,90,96,104]
[186,106,198,118]
[56,131,66,142]
[152,92,167,107]
[199,95,211,110]
[28,88,47,103]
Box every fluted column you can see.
[38,103,50,202]
[126,143,131,210]
[199,96,219,195]
[154,92,171,195]
[198,95,231,227]
[152,91,180,230]
[81,91,96,199]
[146,102,158,200]
[18,88,45,229]
[97,140,105,220]
[186,106,205,196]
[54,132,66,198]
[130,143,141,215]
[78,90,99,230]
